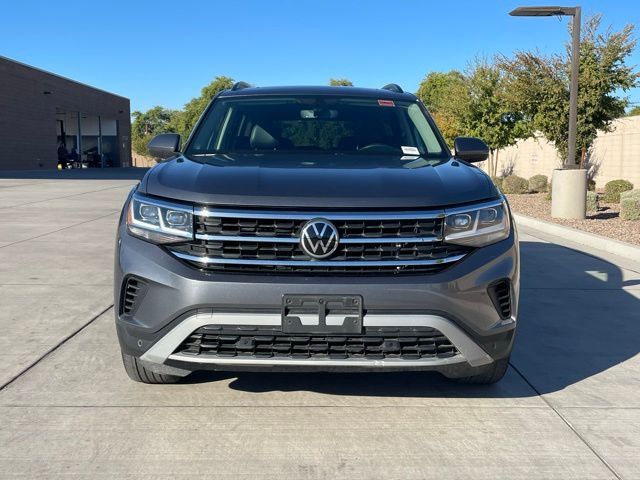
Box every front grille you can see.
[120,277,147,315]
[168,208,474,275]
[170,240,468,262]
[488,280,511,319]
[197,216,442,239]
[174,325,459,360]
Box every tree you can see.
[131,76,235,156]
[329,78,353,86]
[131,106,177,156]
[461,60,528,176]
[626,105,640,116]
[417,71,465,111]
[416,65,525,172]
[501,15,638,167]
[170,76,235,141]
[416,71,468,144]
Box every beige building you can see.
[481,115,640,188]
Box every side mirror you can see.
[148,133,181,160]
[453,136,489,163]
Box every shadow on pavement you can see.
[0,168,148,180]
[181,239,639,398]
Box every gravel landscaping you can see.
[507,193,640,246]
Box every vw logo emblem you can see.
[300,219,340,259]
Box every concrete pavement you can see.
[0,170,143,387]
[0,170,639,479]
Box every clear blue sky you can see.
[3,0,639,113]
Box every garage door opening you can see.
[56,110,121,168]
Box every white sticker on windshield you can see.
[401,146,420,155]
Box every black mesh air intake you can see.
[174,325,458,360]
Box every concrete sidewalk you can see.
[0,174,639,479]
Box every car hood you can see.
[141,153,498,209]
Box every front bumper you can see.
[141,311,499,376]
[115,217,519,378]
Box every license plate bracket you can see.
[281,294,363,334]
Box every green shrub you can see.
[491,176,503,190]
[501,175,529,194]
[587,179,596,191]
[620,189,640,220]
[603,179,634,203]
[528,174,548,193]
[622,189,640,199]
[586,191,598,212]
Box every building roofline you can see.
[0,55,129,101]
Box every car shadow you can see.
[15,167,635,397]
[0,168,148,180]
[184,369,534,398]
[508,239,640,396]
[179,240,639,398]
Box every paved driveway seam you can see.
[509,363,624,480]
[513,227,632,480]
[0,304,113,391]
[0,403,553,409]
[0,183,135,210]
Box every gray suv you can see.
[115,83,519,384]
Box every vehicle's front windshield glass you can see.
[185,96,448,159]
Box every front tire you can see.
[451,357,510,385]
[121,353,183,384]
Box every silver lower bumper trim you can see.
[168,353,470,368]
[140,311,493,368]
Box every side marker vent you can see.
[488,280,511,319]
[121,277,147,315]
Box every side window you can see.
[227,112,252,150]
[188,102,228,153]
[210,106,234,151]
[407,103,443,155]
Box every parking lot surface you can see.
[0,170,639,479]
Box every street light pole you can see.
[566,6,581,169]
[510,5,587,219]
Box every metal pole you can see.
[77,112,82,169]
[566,6,581,168]
[98,116,103,168]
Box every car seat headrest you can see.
[250,125,277,150]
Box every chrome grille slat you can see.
[194,234,441,243]
[194,208,445,220]
[171,251,467,267]
[173,241,463,261]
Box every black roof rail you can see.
[231,81,252,91]
[381,83,404,93]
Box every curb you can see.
[513,213,640,261]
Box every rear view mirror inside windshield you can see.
[300,109,338,119]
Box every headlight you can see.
[444,200,510,247]
[126,192,193,244]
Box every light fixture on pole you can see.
[510,5,586,219]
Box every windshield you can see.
[185,96,449,159]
